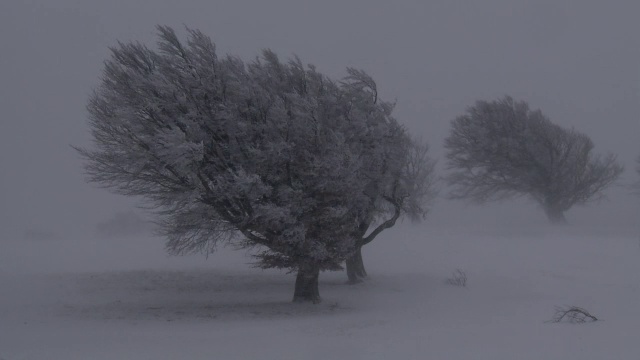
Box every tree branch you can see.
[358,195,402,247]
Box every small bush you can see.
[548,306,598,323]
[445,269,467,287]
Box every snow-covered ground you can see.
[1,223,639,360]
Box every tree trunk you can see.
[346,246,367,284]
[544,206,567,225]
[293,266,321,304]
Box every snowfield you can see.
[1,223,639,360]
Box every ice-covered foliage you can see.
[331,69,437,283]
[75,26,423,302]
[444,96,623,224]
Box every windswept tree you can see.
[75,26,428,302]
[343,125,436,282]
[323,69,436,284]
[444,96,623,224]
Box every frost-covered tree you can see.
[444,96,623,224]
[345,131,435,282]
[325,69,436,284]
[75,26,424,302]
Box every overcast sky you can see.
[1,0,638,239]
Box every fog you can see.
[1,0,639,240]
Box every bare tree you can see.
[345,137,436,283]
[338,69,437,283]
[74,26,412,303]
[444,96,623,224]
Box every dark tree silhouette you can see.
[444,96,623,224]
[74,26,433,302]
[345,138,436,284]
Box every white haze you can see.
[1,0,638,240]
[2,226,640,359]
[0,1,639,358]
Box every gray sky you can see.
[1,0,638,239]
